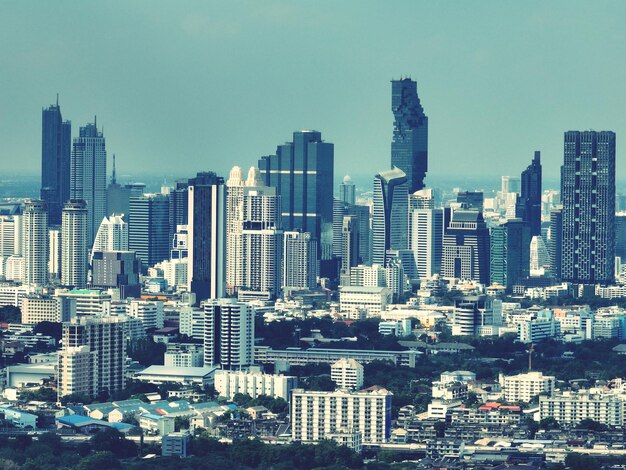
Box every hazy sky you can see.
[1,1,625,186]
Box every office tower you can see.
[61,316,126,398]
[283,231,317,293]
[340,215,360,277]
[91,251,140,298]
[501,176,521,195]
[168,179,189,250]
[187,172,226,302]
[530,235,550,273]
[442,210,490,284]
[339,175,356,205]
[57,346,98,400]
[372,167,408,266]
[91,213,128,262]
[549,207,563,279]
[203,299,254,370]
[410,189,435,210]
[517,151,542,236]
[456,191,484,211]
[410,208,443,280]
[22,200,49,286]
[48,228,61,280]
[490,219,530,290]
[452,295,495,336]
[70,122,107,245]
[61,200,88,288]
[239,167,283,299]
[291,387,392,444]
[258,130,334,252]
[561,131,615,284]
[333,199,371,264]
[129,193,169,272]
[107,176,146,222]
[391,78,428,193]
[41,99,71,226]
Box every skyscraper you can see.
[339,175,356,205]
[560,131,615,284]
[340,215,360,277]
[203,299,254,370]
[258,130,334,252]
[391,78,428,193]
[129,193,169,272]
[41,99,71,226]
[70,122,107,245]
[22,200,49,286]
[442,209,490,284]
[517,151,542,236]
[410,208,443,280]
[61,200,88,288]
[372,167,408,266]
[333,200,371,266]
[225,167,245,294]
[91,213,128,263]
[168,179,189,251]
[489,219,530,290]
[187,172,226,302]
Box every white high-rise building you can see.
[410,208,443,280]
[61,315,126,398]
[331,358,364,390]
[500,371,555,403]
[70,122,107,246]
[61,200,88,288]
[291,387,392,444]
[283,231,317,293]
[57,345,98,400]
[203,299,254,370]
[22,200,49,286]
[178,304,205,340]
[225,166,245,294]
[91,214,128,262]
[0,214,22,258]
[48,228,61,280]
[226,166,283,299]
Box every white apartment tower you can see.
[61,315,126,398]
[57,345,98,400]
[91,213,128,260]
[22,200,49,286]
[226,166,245,293]
[61,200,88,288]
[203,299,254,370]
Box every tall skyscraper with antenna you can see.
[41,96,71,226]
[391,78,428,193]
[71,121,107,246]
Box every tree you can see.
[564,453,599,470]
[32,322,62,342]
[77,452,121,470]
[0,306,21,323]
[540,417,559,430]
[576,418,607,432]
[434,421,446,438]
[90,428,137,458]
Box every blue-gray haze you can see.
[1,1,625,185]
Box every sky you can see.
[1,1,625,188]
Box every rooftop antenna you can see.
[56,93,59,106]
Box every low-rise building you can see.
[162,432,191,457]
[539,391,623,427]
[134,365,218,387]
[214,369,297,401]
[291,386,392,444]
[339,286,392,317]
[500,371,555,403]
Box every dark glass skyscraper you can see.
[41,100,71,226]
[561,131,615,284]
[391,78,428,193]
[258,130,334,249]
[517,151,542,237]
[490,219,530,290]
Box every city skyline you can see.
[1,2,625,183]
